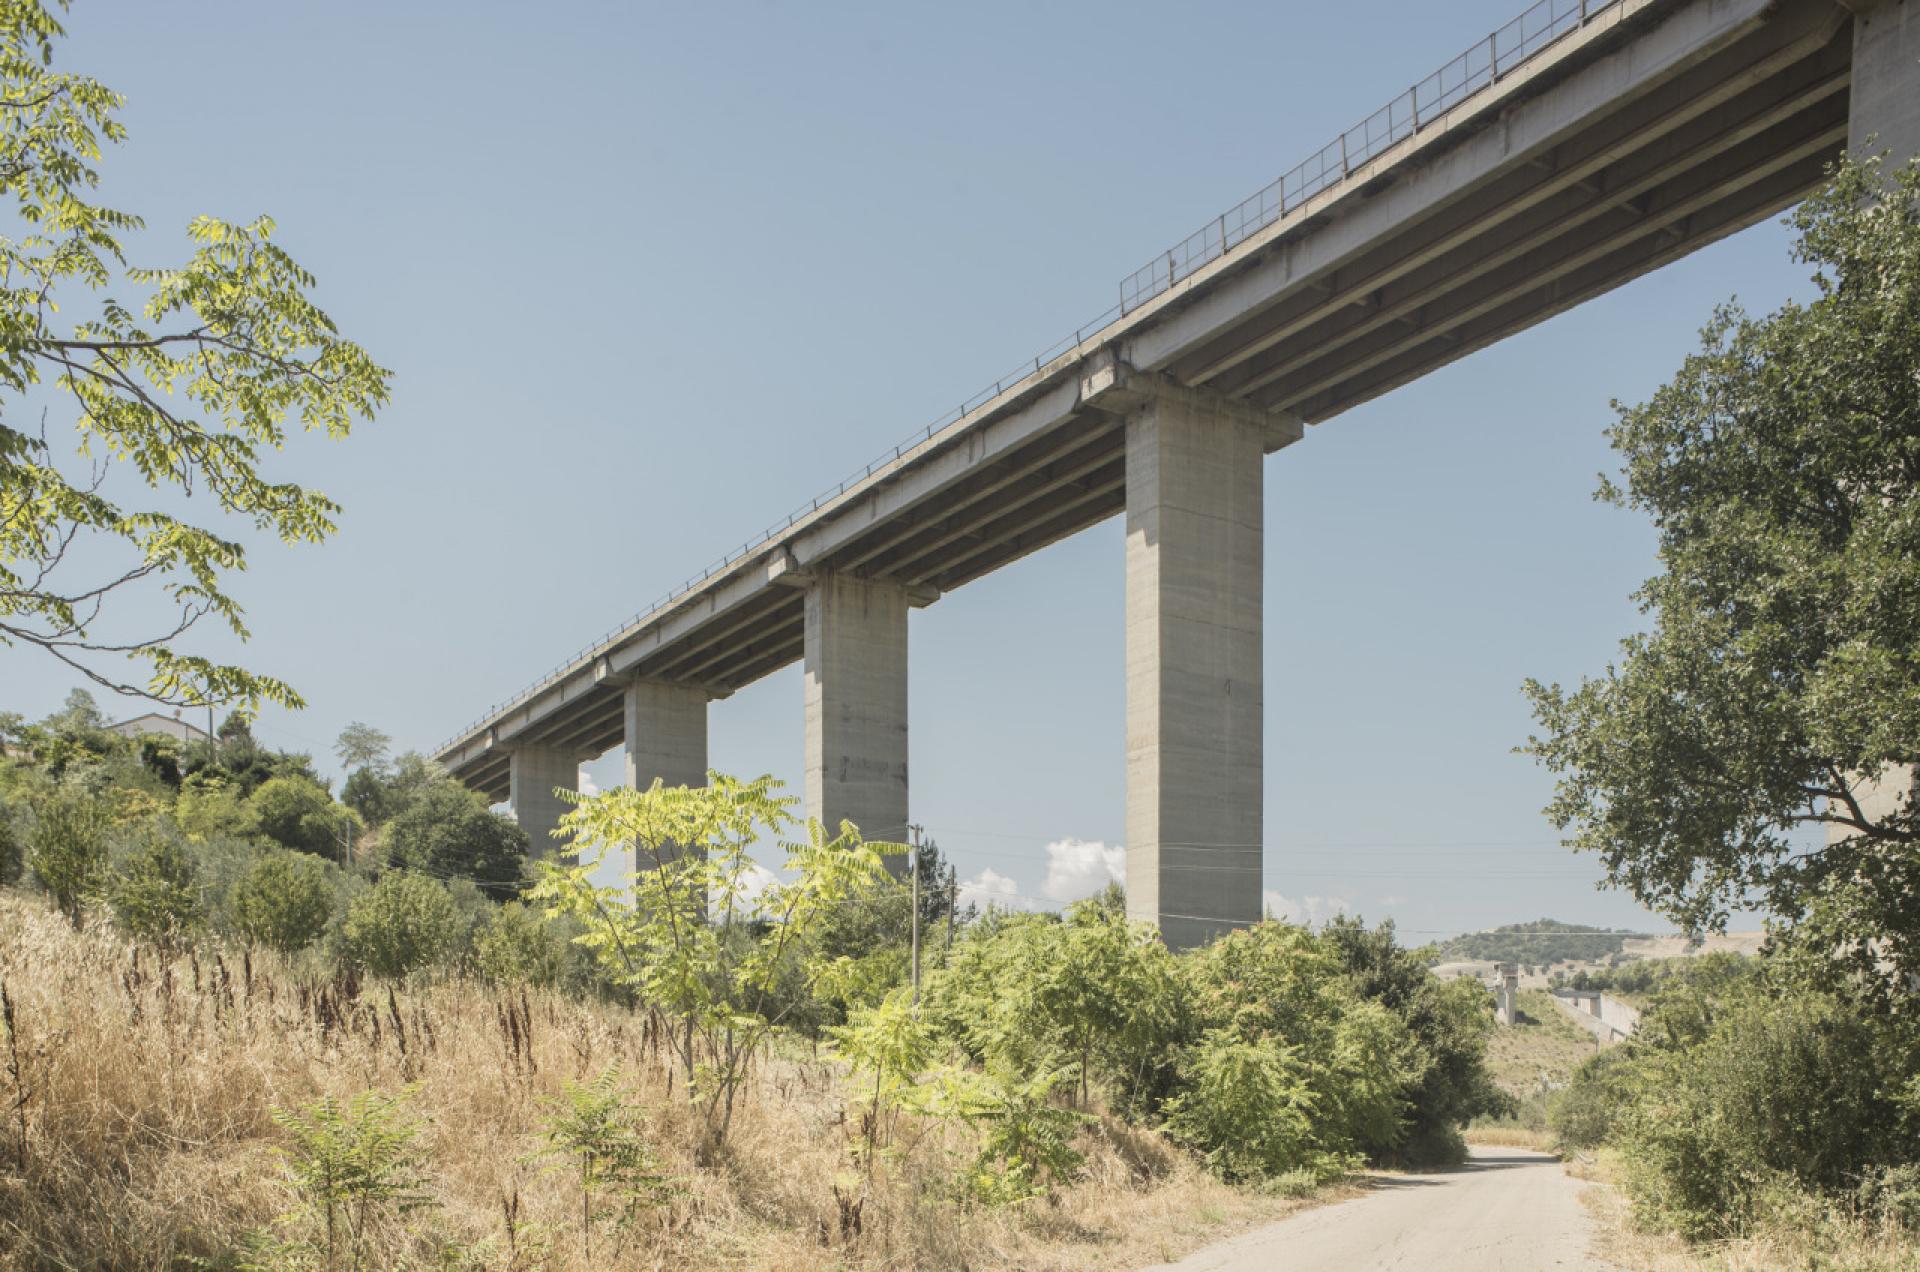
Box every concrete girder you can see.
[834,418,1121,573]
[1281,151,1832,422]
[1177,1,1846,388]
[1220,58,1851,399]
[1270,117,1846,416]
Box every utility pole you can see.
[907,823,923,1004]
[946,864,957,954]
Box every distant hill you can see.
[1424,919,1648,967]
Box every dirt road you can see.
[1142,1147,1618,1271]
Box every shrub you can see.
[173,772,252,842]
[342,872,460,978]
[1164,1030,1320,1183]
[950,1066,1091,1207]
[28,788,111,924]
[1613,982,1920,1239]
[383,781,527,894]
[108,828,200,945]
[0,797,22,886]
[249,775,348,859]
[1550,1047,1638,1150]
[233,850,336,954]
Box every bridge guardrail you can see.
[437,0,1622,758]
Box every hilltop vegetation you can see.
[1424,919,1643,968]
[0,694,1506,1268]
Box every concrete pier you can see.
[623,677,708,870]
[508,743,578,859]
[1122,378,1268,949]
[1850,1,1920,166]
[804,573,910,855]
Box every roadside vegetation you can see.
[1524,158,1920,1268]
[1422,919,1642,968]
[0,695,1505,1267]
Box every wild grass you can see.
[0,892,1327,1269]
[1573,1152,1916,1272]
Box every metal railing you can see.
[436,0,1623,758]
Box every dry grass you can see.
[1571,1152,1917,1272]
[0,893,1331,1269]
[1463,1126,1554,1151]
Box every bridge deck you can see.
[439,0,1852,799]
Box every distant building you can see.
[109,711,211,747]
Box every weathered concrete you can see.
[622,678,708,872]
[1850,0,1920,166]
[1553,990,1639,1044]
[804,574,910,854]
[1123,377,1268,950]
[1493,962,1520,1026]
[508,743,578,860]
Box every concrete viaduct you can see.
[436,0,1919,949]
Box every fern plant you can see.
[269,1087,432,1271]
[536,1068,672,1264]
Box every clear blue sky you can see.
[7,0,1818,938]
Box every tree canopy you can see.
[1525,159,1920,993]
[0,0,388,714]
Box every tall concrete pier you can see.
[441,0,1920,949]
[804,573,911,854]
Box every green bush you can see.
[108,827,200,945]
[342,872,460,978]
[0,796,22,886]
[248,775,347,859]
[1550,1047,1638,1150]
[28,788,111,924]
[232,850,335,954]
[1163,1030,1320,1182]
[475,901,579,988]
[382,781,527,894]
[1612,981,1920,1240]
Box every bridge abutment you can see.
[804,572,910,858]
[507,742,578,860]
[1121,377,1268,950]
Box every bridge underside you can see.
[448,0,1857,806]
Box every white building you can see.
[109,711,211,747]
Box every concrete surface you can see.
[507,743,577,859]
[1123,377,1267,950]
[1141,1147,1619,1272]
[804,573,910,854]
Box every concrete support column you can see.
[508,742,578,860]
[1123,378,1267,950]
[804,572,909,857]
[623,678,709,872]
[1850,2,1920,167]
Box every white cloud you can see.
[958,867,1028,912]
[1263,890,1352,927]
[1377,894,1408,909]
[1040,838,1125,904]
[576,768,600,796]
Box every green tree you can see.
[333,722,390,775]
[231,849,334,953]
[1526,159,1920,995]
[382,780,526,894]
[249,774,349,860]
[529,772,904,1152]
[0,0,389,712]
[341,871,459,978]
